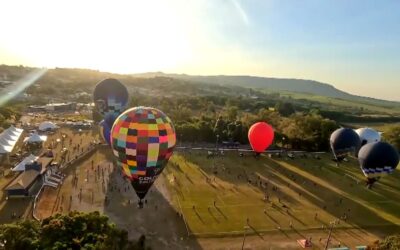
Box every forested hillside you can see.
[1,65,400,151]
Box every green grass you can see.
[163,151,400,236]
[278,91,400,115]
[344,122,400,133]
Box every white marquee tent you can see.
[24,132,48,143]
[0,125,23,154]
[12,154,39,172]
[38,121,58,131]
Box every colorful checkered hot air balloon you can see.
[111,106,176,208]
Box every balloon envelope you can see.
[93,78,129,119]
[330,128,361,161]
[248,122,274,153]
[355,128,381,146]
[358,141,399,178]
[111,107,176,200]
[99,120,111,145]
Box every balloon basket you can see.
[138,200,144,209]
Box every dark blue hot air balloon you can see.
[99,119,111,145]
[93,78,129,122]
[330,128,361,162]
[358,141,399,188]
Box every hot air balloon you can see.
[330,128,361,163]
[248,122,274,154]
[93,78,129,121]
[355,128,381,146]
[358,141,399,188]
[99,120,111,145]
[111,107,176,208]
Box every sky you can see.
[0,0,399,101]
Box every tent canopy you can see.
[12,154,39,172]
[0,125,23,154]
[38,121,58,131]
[24,133,47,143]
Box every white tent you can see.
[24,133,48,143]
[0,137,13,146]
[38,121,58,131]
[12,154,39,172]
[8,125,23,133]
[1,133,19,141]
[0,125,23,154]
[0,145,12,154]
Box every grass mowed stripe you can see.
[164,151,400,236]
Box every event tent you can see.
[12,154,39,172]
[38,121,58,131]
[24,133,48,143]
[0,125,23,154]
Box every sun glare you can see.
[0,0,193,73]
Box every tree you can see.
[0,211,145,250]
[0,220,40,250]
[280,113,337,150]
[378,234,400,249]
[367,234,400,250]
[226,106,238,121]
[257,109,282,128]
[226,122,236,140]
[176,123,198,142]
[384,125,400,151]
[275,102,295,116]
[214,116,226,138]
[233,121,244,143]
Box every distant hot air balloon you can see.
[111,107,176,208]
[248,122,274,154]
[99,120,111,145]
[93,78,129,121]
[355,128,381,146]
[358,141,399,188]
[330,128,361,163]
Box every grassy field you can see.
[344,122,400,133]
[164,151,400,236]
[279,91,400,115]
[30,142,400,249]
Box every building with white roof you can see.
[0,125,23,154]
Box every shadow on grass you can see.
[103,158,202,250]
[247,223,265,240]
[181,150,400,239]
[0,198,33,224]
[215,206,228,220]
[193,208,205,224]
[208,208,220,223]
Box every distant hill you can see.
[134,72,400,108]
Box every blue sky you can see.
[0,0,399,100]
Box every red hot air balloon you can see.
[248,122,274,154]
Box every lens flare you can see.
[0,68,47,106]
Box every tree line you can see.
[0,211,148,250]
[128,94,339,151]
